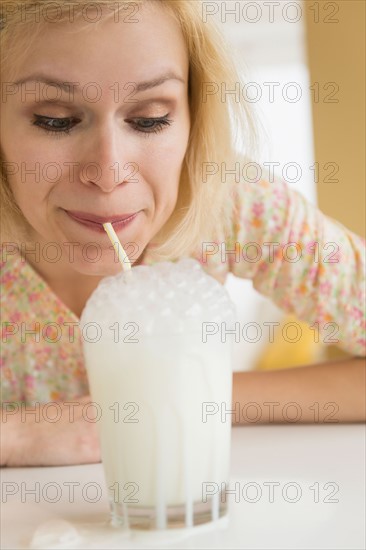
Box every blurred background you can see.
[207,0,366,371]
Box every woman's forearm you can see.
[1,397,101,467]
[0,406,33,467]
[232,357,366,425]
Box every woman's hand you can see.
[1,396,101,467]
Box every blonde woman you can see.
[0,0,365,467]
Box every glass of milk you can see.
[80,258,236,530]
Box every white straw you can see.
[102,222,131,272]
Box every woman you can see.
[0,0,365,467]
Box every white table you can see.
[1,424,365,549]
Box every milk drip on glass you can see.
[80,258,236,530]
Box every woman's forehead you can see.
[2,1,189,87]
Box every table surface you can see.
[1,424,365,550]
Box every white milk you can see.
[80,259,236,529]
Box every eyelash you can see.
[30,114,173,138]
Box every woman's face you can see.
[0,2,190,275]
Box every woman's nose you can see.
[78,126,137,192]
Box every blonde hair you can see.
[0,0,258,261]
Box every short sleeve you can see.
[228,176,366,357]
[0,247,89,405]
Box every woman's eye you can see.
[31,115,79,136]
[31,114,173,138]
[127,115,173,135]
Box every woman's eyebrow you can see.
[13,71,186,93]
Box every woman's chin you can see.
[68,249,146,277]
[67,257,128,277]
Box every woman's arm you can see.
[232,357,366,425]
[0,396,101,467]
[228,175,366,358]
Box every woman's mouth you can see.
[64,210,140,233]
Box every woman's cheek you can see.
[150,130,189,177]
[5,139,69,194]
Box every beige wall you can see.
[305,0,365,239]
[305,1,365,360]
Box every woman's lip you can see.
[65,210,138,224]
[64,210,140,233]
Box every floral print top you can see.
[1,176,365,404]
